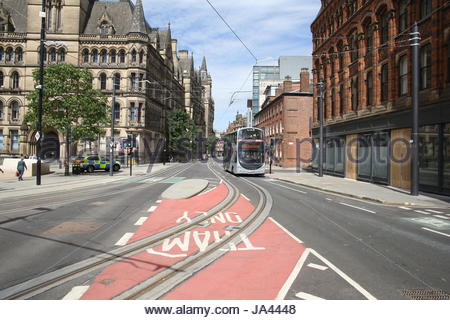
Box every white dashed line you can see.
[307,263,329,271]
[135,217,148,226]
[295,292,325,300]
[326,198,333,201]
[399,206,412,210]
[415,210,431,215]
[433,215,450,220]
[115,233,134,246]
[148,206,158,213]
[62,286,90,300]
[267,181,307,194]
[425,209,444,214]
[156,200,162,203]
[242,194,250,201]
[421,227,450,239]
[340,202,376,214]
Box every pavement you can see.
[161,179,209,200]
[267,167,450,208]
[0,162,176,201]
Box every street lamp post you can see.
[36,0,46,186]
[318,79,324,177]
[109,78,116,176]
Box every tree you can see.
[168,108,200,161]
[25,64,109,175]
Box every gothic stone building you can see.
[0,0,214,162]
[311,0,450,195]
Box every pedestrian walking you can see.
[17,157,27,181]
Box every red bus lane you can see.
[80,192,255,300]
[163,218,306,300]
[129,183,229,243]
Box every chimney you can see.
[300,68,310,92]
[275,86,282,97]
[283,75,292,93]
[179,50,189,58]
[171,39,178,54]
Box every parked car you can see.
[73,155,121,173]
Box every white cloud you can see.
[143,0,321,131]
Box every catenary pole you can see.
[318,79,324,177]
[410,22,420,196]
[36,0,46,185]
[110,79,116,176]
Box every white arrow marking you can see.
[295,292,325,300]
[63,286,89,300]
[146,248,187,258]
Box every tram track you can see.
[0,163,189,217]
[0,161,272,300]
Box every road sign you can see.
[35,132,41,141]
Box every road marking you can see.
[447,214,450,217]
[267,181,307,194]
[242,194,250,201]
[433,215,450,220]
[421,227,450,239]
[426,209,443,214]
[156,200,162,203]
[309,249,377,300]
[340,202,376,214]
[276,248,310,300]
[135,217,147,226]
[326,198,333,201]
[415,210,431,215]
[115,233,134,246]
[307,263,328,271]
[399,206,412,210]
[295,292,325,300]
[62,286,89,300]
[269,217,303,244]
[146,248,187,258]
[148,206,158,213]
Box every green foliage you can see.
[168,108,199,157]
[25,64,109,141]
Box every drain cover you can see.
[400,289,450,300]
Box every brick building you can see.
[254,69,313,168]
[311,0,450,195]
[225,112,247,134]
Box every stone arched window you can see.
[0,47,3,61]
[59,48,65,63]
[363,19,373,54]
[139,50,144,64]
[349,30,359,63]
[131,49,137,63]
[100,49,107,64]
[110,49,116,63]
[82,49,89,63]
[99,73,107,90]
[114,73,121,90]
[100,21,110,36]
[46,0,62,32]
[0,100,4,119]
[114,102,120,120]
[398,0,408,33]
[5,47,13,62]
[11,100,20,120]
[0,71,3,88]
[378,6,390,45]
[49,48,57,63]
[15,47,23,62]
[92,49,98,63]
[11,71,19,89]
[119,49,126,63]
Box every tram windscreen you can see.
[238,141,264,169]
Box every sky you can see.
[144,0,322,132]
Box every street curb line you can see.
[272,177,450,209]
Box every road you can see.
[0,161,449,300]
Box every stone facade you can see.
[225,112,247,134]
[0,0,214,162]
[311,0,450,195]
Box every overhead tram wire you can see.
[205,0,258,63]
